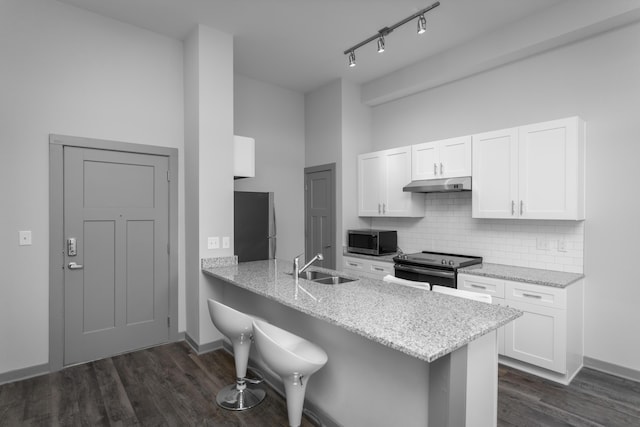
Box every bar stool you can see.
[207,299,266,411]
[252,319,328,427]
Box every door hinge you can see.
[166,171,170,182]
[167,316,171,328]
[167,243,170,254]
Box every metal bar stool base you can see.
[216,383,266,411]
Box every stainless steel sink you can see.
[297,270,356,284]
[312,276,355,285]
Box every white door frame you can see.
[49,134,180,371]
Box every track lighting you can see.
[417,14,427,35]
[343,1,440,67]
[377,35,385,53]
[348,50,356,67]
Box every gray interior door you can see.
[304,165,335,269]
[63,146,169,365]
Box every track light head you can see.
[377,35,385,53]
[348,50,356,67]
[417,14,427,35]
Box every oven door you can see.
[394,264,456,289]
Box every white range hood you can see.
[234,135,255,179]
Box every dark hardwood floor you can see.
[498,364,640,427]
[0,342,315,426]
[1,341,639,426]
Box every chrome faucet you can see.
[293,252,324,283]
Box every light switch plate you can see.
[222,236,230,249]
[19,230,32,246]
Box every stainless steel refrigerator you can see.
[234,191,276,262]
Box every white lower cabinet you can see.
[457,273,584,384]
[343,255,394,280]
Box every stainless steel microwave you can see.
[347,229,397,256]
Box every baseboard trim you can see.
[184,333,225,355]
[584,356,640,383]
[0,363,50,386]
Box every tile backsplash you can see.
[371,192,584,273]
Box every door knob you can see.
[68,262,84,270]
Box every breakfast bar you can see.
[203,258,521,427]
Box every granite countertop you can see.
[459,263,584,288]
[202,259,521,363]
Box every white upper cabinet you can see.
[412,135,472,180]
[358,146,424,217]
[472,117,585,220]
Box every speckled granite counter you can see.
[202,259,521,363]
[459,263,584,288]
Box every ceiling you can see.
[55,0,567,93]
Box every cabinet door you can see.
[411,141,439,180]
[383,147,420,216]
[493,297,507,355]
[519,117,584,220]
[439,136,472,178]
[504,300,566,373]
[358,153,382,216]
[472,128,519,218]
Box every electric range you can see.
[392,251,483,289]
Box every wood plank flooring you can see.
[498,364,640,426]
[1,341,639,426]
[0,342,315,426]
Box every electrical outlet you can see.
[557,239,567,252]
[19,230,32,246]
[222,236,230,249]
[207,237,220,249]
[536,238,549,251]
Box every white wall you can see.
[233,75,306,261]
[183,25,235,346]
[366,22,640,372]
[0,0,184,375]
[340,81,372,264]
[305,80,372,268]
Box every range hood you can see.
[403,176,472,193]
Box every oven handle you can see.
[394,264,456,279]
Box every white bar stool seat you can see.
[207,299,266,411]
[252,319,328,427]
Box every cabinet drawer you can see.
[369,262,393,276]
[343,258,366,271]
[505,281,566,309]
[458,274,505,298]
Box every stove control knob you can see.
[449,260,455,266]
[441,259,447,265]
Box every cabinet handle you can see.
[511,200,515,216]
[433,163,437,175]
[471,284,487,289]
[378,203,381,214]
[382,203,386,214]
[373,267,384,271]
[440,162,443,175]
[522,293,542,299]
[347,262,358,267]
[520,200,524,215]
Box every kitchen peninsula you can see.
[203,258,521,427]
